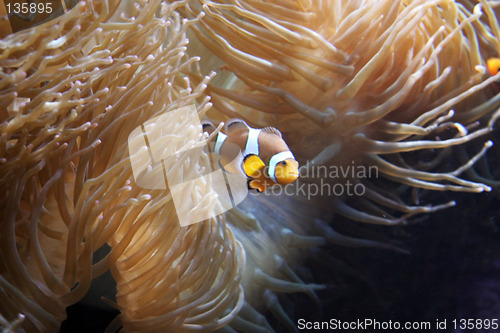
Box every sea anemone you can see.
[175,0,500,223]
[0,0,241,331]
[1,0,499,332]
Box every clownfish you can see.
[487,57,500,76]
[202,119,299,192]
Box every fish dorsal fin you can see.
[242,154,265,178]
[201,120,216,134]
[226,119,249,133]
[261,126,282,138]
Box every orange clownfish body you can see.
[202,119,299,192]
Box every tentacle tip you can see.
[401,219,410,226]
[398,248,411,255]
[321,109,337,126]
[475,65,486,74]
[314,284,327,290]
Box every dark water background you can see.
[61,185,500,333]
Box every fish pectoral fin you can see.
[242,154,265,177]
[248,179,265,193]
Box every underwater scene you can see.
[1,0,500,332]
